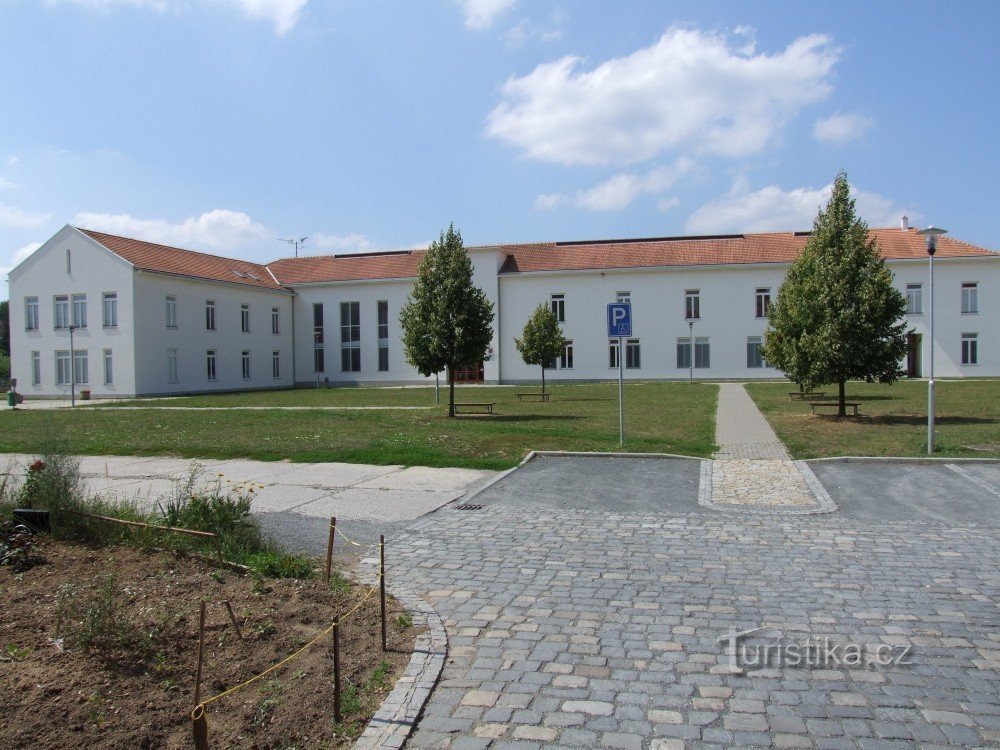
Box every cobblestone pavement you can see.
[380,476,999,749]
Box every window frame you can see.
[906,283,923,315]
[676,338,692,370]
[961,282,979,315]
[102,292,118,328]
[271,307,280,335]
[25,297,39,331]
[71,293,87,328]
[694,337,711,369]
[31,351,41,385]
[550,294,566,323]
[340,301,361,373]
[55,351,71,385]
[272,350,281,379]
[625,338,641,369]
[961,333,979,366]
[241,350,252,380]
[747,336,765,369]
[73,349,89,385]
[755,288,771,319]
[313,303,325,373]
[54,295,70,329]
[241,303,251,333]
[608,338,620,369]
[206,349,217,381]
[167,349,179,384]
[685,289,700,320]
[205,300,217,331]
[377,300,389,372]
[559,340,574,370]
[166,296,178,328]
[103,348,113,385]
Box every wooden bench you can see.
[788,391,826,400]
[809,401,860,416]
[516,392,551,402]
[454,402,496,415]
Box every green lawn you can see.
[3,382,718,470]
[746,380,1000,459]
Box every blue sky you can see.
[2,0,999,297]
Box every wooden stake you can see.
[380,534,387,652]
[223,600,243,641]
[325,517,336,584]
[195,601,206,705]
[332,616,342,723]
[191,705,209,750]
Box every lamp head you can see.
[917,225,948,256]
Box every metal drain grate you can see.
[454,503,483,511]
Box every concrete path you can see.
[375,456,1000,750]
[0,453,496,553]
[714,383,790,460]
[711,383,816,507]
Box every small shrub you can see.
[396,612,413,629]
[54,574,154,660]
[1,644,30,662]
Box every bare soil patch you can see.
[0,538,417,749]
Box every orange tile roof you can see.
[78,228,285,290]
[493,228,998,274]
[267,251,426,284]
[79,226,997,287]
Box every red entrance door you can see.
[450,362,485,383]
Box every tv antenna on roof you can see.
[278,236,308,258]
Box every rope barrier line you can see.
[190,572,383,718]
[332,524,383,551]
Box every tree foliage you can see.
[400,224,494,417]
[0,300,9,357]
[515,304,566,394]
[763,172,908,415]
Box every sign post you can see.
[606,303,632,447]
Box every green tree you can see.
[515,304,566,395]
[763,172,908,416]
[400,224,494,417]
[0,300,9,356]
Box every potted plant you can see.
[80,389,91,400]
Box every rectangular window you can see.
[206,350,217,381]
[54,295,70,329]
[66,248,72,274]
[550,293,565,323]
[271,307,280,335]
[102,292,118,328]
[695,338,711,369]
[755,288,771,318]
[313,303,325,373]
[961,333,979,365]
[608,339,620,368]
[31,351,40,385]
[25,297,39,331]
[73,350,89,384]
[55,351,71,385]
[625,339,641,369]
[166,296,178,328]
[906,284,923,315]
[71,294,87,328]
[241,304,251,333]
[103,349,113,385]
[685,289,700,320]
[377,300,389,372]
[676,338,691,369]
[340,301,361,372]
[559,341,574,369]
[206,300,216,331]
[747,337,765,368]
[616,291,631,304]
[272,350,281,379]
[961,283,979,314]
[167,349,179,383]
[241,350,251,380]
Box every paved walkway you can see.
[714,383,790,460]
[376,470,1000,750]
[711,383,815,507]
[0,453,495,552]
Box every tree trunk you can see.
[541,366,546,394]
[799,381,805,394]
[448,366,455,418]
[838,379,846,417]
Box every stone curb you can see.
[696,459,839,516]
[806,455,1000,463]
[350,583,447,750]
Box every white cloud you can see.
[503,10,565,48]
[457,0,517,30]
[0,178,16,190]
[536,157,695,212]
[73,209,270,250]
[656,196,679,212]
[685,178,904,234]
[311,232,378,255]
[487,27,840,167]
[813,112,873,144]
[0,204,53,229]
[49,0,308,33]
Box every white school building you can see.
[7,222,999,397]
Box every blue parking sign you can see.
[607,303,632,337]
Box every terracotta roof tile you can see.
[266,251,426,284]
[493,229,997,274]
[79,228,284,290]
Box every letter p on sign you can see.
[607,303,632,338]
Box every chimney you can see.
[900,215,909,231]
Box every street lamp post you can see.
[917,226,947,454]
[688,320,694,384]
[68,324,78,407]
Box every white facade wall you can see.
[132,273,294,396]
[8,227,138,397]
